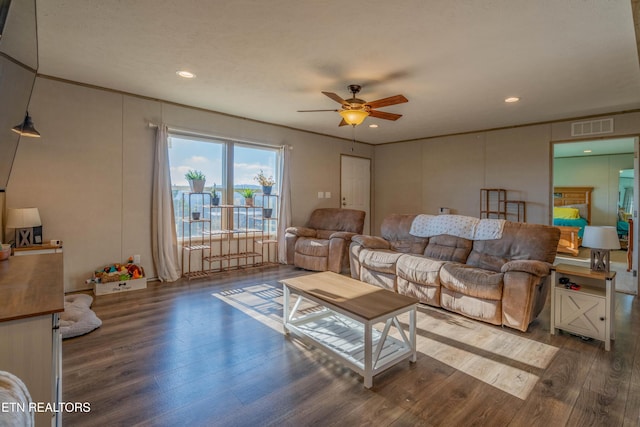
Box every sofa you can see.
[285,208,366,274]
[349,214,560,332]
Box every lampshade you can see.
[582,226,621,250]
[339,109,369,126]
[11,113,41,138]
[6,208,42,229]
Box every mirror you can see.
[0,0,38,191]
[553,138,634,226]
[619,168,634,215]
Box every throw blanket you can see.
[409,214,505,240]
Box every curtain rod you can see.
[148,122,291,149]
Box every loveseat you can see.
[349,214,560,332]
[285,208,366,274]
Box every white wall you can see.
[6,77,373,291]
[372,112,640,234]
[7,76,640,291]
[373,125,552,232]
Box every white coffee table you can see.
[281,271,418,388]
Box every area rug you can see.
[213,283,558,400]
[60,294,102,339]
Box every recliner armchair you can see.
[285,208,365,273]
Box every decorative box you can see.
[94,277,147,296]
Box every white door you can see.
[341,155,371,234]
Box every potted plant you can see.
[236,188,258,207]
[191,209,201,221]
[185,170,206,193]
[254,169,275,195]
[263,208,273,219]
[210,183,220,206]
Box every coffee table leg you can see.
[364,323,373,388]
[410,307,417,363]
[283,284,290,335]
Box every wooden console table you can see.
[0,253,64,426]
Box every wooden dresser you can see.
[0,253,64,426]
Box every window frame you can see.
[168,132,280,242]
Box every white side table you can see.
[550,263,615,351]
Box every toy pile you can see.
[91,257,145,284]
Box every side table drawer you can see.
[554,288,606,340]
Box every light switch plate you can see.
[325,192,331,198]
[318,192,324,198]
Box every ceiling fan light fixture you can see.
[11,112,40,138]
[339,109,369,126]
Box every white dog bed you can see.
[60,294,102,339]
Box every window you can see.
[233,144,278,234]
[168,134,279,239]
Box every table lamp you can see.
[582,225,620,272]
[6,208,42,247]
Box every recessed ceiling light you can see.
[176,70,196,79]
[504,97,520,103]
[584,149,592,153]
[369,124,379,128]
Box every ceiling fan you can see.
[298,84,408,127]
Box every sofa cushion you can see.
[316,229,334,240]
[466,221,560,272]
[295,237,329,257]
[423,234,473,263]
[397,278,441,306]
[352,235,390,250]
[440,263,504,301]
[294,253,327,271]
[359,249,405,274]
[307,208,365,233]
[440,288,502,325]
[396,254,446,285]
[381,214,429,254]
[361,269,396,291]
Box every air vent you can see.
[571,118,614,137]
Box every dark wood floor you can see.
[62,265,640,426]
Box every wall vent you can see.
[571,118,614,137]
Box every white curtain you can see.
[278,145,292,264]
[152,124,181,281]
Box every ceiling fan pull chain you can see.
[351,126,356,152]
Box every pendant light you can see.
[11,112,40,137]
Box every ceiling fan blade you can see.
[365,94,408,109]
[369,110,403,121]
[322,91,349,106]
[297,109,339,112]
[338,119,349,127]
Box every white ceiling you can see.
[35,0,640,144]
